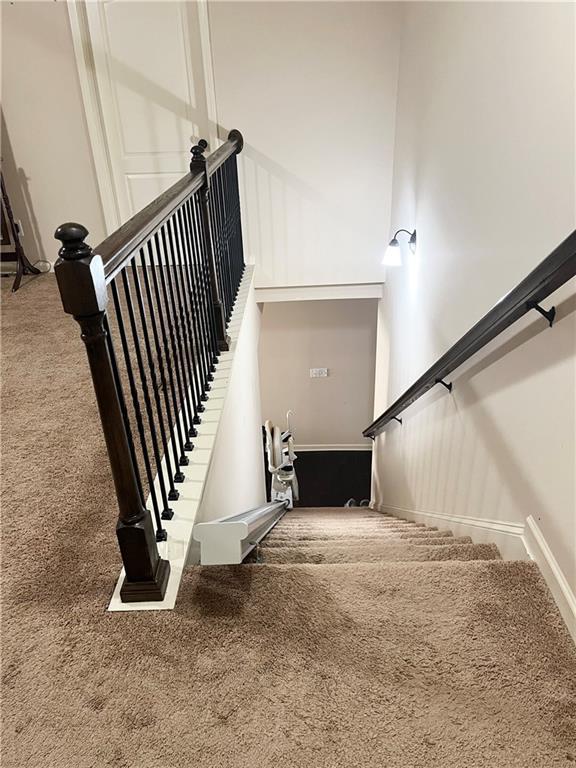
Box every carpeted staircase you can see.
[252,507,502,565]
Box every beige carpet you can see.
[2,276,576,768]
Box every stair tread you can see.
[262,533,458,548]
[256,542,502,564]
[265,528,438,542]
[262,535,473,550]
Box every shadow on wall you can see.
[374,287,575,574]
[101,55,385,285]
[1,112,48,270]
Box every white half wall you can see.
[192,277,266,530]
[372,2,575,600]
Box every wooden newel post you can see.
[190,139,230,352]
[54,223,170,602]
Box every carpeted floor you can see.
[2,276,576,767]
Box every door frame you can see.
[67,0,219,235]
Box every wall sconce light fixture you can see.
[383,228,417,267]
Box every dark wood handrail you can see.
[98,130,243,282]
[364,229,576,438]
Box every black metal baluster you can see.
[230,153,246,291]
[176,205,209,391]
[139,247,183,496]
[155,229,197,438]
[120,269,174,522]
[130,258,178,514]
[210,167,230,321]
[230,156,243,296]
[178,203,211,394]
[110,278,167,542]
[104,315,145,504]
[190,142,229,352]
[212,166,230,320]
[189,195,219,367]
[167,213,206,411]
[161,220,202,427]
[222,158,237,311]
[150,234,193,464]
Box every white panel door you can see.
[85,0,215,223]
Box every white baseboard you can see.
[522,516,576,643]
[371,502,528,561]
[372,502,575,644]
[296,444,372,452]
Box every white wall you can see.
[1,2,106,266]
[195,280,266,524]
[209,1,401,288]
[259,299,377,446]
[373,3,575,587]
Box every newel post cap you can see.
[54,222,107,316]
[54,222,92,260]
[190,139,208,171]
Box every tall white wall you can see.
[195,281,266,524]
[209,1,401,288]
[259,299,377,446]
[373,3,575,590]
[1,2,106,267]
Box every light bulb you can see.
[382,238,402,266]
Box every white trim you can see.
[522,515,576,642]
[371,502,528,561]
[108,269,255,612]
[255,283,384,303]
[67,1,121,233]
[296,444,372,452]
[193,503,287,565]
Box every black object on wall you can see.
[293,450,372,507]
[1,173,40,291]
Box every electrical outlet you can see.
[15,219,24,237]
[310,368,329,378]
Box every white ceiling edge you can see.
[254,282,384,303]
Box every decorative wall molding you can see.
[522,515,576,642]
[68,0,219,229]
[67,0,121,233]
[197,0,220,149]
[255,283,384,303]
[373,502,575,642]
[371,502,528,561]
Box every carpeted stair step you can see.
[394,535,473,546]
[264,527,437,543]
[270,520,429,531]
[261,532,461,548]
[397,530,453,539]
[272,522,418,532]
[277,518,414,529]
[255,542,502,564]
[262,535,474,551]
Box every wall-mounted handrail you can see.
[364,229,576,438]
